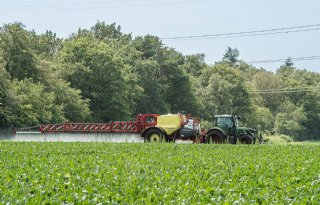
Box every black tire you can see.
[206,130,225,144]
[239,134,253,144]
[144,129,164,143]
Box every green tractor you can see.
[206,115,262,144]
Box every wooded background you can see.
[1,22,319,140]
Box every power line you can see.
[0,0,145,8]
[253,90,319,94]
[161,24,320,41]
[252,87,320,94]
[247,56,320,64]
[0,0,211,11]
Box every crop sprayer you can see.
[14,113,262,144]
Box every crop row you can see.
[0,142,320,204]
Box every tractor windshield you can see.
[216,117,233,128]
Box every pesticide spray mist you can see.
[11,132,144,143]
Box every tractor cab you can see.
[206,115,261,144]
[215,115,236,128]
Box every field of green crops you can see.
[0,142,320,204]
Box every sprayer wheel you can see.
[144,129,164,143]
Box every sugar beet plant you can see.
[0,142,320,204]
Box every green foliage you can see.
[1,142,320,204]
[133,59,170,114]
[44,75,90,122]
[263,134,294,143]
[0,23,41,81]
[0,21,320,139]
[181,54,206,77]
[247,106,274,132]
[10,79,65,127]
[222,47,239,65]
[276,65,295,78]
[284,57,294,67]
[252,71,285,113]
[200,120,215,130]
[133,35,199,115]
[161,49,199,115]
[59,36,130,121]
[273,102,306,140]
[91,21,131,41]
[301,86,320,138]
[198,63,253,121]
[29,30,63,59]
[0,51,13,126]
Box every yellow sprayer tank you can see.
[156,114,186,135]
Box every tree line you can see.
[0,22,319,140]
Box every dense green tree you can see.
[59,36,129,121]
[134,35,164,60]
[247,106,274,132]
[132,36,168,118]
[0,49,14,126]
[300,83,320,139]
[0,23,41,81]
[252,71,285,114]
[49,79,90,122]
[133,35,199,115]
[69,22,145,119]
[180,54,206,115]
[276,64,295,79]
[41,60,90,122]
[29,30,63,59]
[277,66,319,106]
[222,47,239,65]
[1,21,320,140]
[162,49,199,115]
[236,62,262,82]
[91,21,131,41]
[284,56,294,67]
[10,79,65,127]
[133,60,170,114]
[90,22,143,117]
[198,63,253,121]
[133,35,175,114]
[274,101,306,140]
[181,54,206,77]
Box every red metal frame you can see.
[39,114,160,134]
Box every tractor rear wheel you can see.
[144,129,164,143]
[239,134,253,144]
[206,131,225,144]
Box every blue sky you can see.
[1,0,320,73]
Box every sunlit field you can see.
[0,142,319,204]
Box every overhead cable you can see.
[247,55,320,64]
[0,0,211,10]
[161,24,320,41]
[252,87,320,94]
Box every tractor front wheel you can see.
[144,129,165,143]
[239,134,253,144]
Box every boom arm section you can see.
[34,114,160,134]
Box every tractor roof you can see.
[214,114,233,118]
